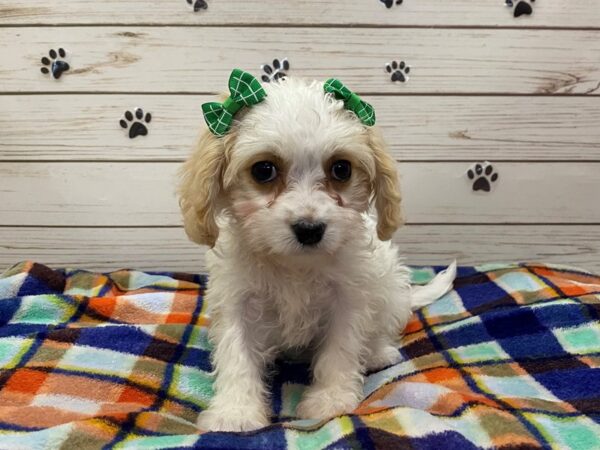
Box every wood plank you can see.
[2,95,599,161]
[2,27,600,94]
[0,227,206,273]
[0,162,598,226]
[394,225,600,273]
[1,225,599,273]
[0,0,598,28]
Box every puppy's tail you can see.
[410,261,457,311]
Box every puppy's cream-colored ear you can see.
[178,130,226,247]
[369,127,403,241]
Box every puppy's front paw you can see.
[197,405,270,432]
[296,386,361,421]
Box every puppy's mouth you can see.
[286,240,335,262]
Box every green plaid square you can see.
[12,294,76,324]
[449,341,510,364]
[555,323,600,355]
[0,337,35,368]
[169,365,213,408]
[525,413,600,449]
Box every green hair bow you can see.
[202,69,267,136]
[202,70,375,136]
[324,78,376,126]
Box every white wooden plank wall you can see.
[1,1,598,27]
[2,28,600,95]
[0,0,599,273]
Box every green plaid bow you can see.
[323,78,376,126]
[202,69,267,136]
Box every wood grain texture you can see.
[2,95,600,161]
[2,27,600,94]
[0,162,598,226]
[0,0,597,27]
[0,227,206,272]
[1,225,599,273]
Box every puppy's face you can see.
[179,78,402,259]
[225,80,375,257]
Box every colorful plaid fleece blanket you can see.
[0,262,599,450]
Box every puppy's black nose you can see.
[291,221,327,246]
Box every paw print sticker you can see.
[506,0,535,17]
[261,58,290,83]
[385,60,410,83]
[467,162,499,192]
[40,48,70,79]
[186,0,207,11]
[120,108,152,139]
[380,0,403,8]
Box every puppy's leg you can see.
[296,295,366,420]
[365,265,413,372]
[197,304,272,432]
[365,336,403,371]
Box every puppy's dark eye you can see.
[330,160,352,182]
[251,161,278,183]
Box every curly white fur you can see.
[179,77,456,432]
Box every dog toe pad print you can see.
[187,0,208,11]
[261,58,290,83]
[380,0,403,8]
[385,61,410,83]
[467,163,499,192]
[120,108,152,139]
[40,48,70,79]
[506,0,535,17]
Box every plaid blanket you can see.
[0,262,599,450]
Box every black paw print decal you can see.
[385,60,410,83]
[261,58,290,83]
[506,0,535,17]
[120,108,152,139]
[40,48,70,79]
[467,163,499,192]
[186,0,207,11]
[380,0,403,8]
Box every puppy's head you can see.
[179,78,402,258]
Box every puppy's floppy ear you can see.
[368,127,403,241]
[178,129,227,247]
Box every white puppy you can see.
[179,76,456,432]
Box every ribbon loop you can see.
[323,78,376,126]
[202,69,267,136]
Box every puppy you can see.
[179,75,456,432]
